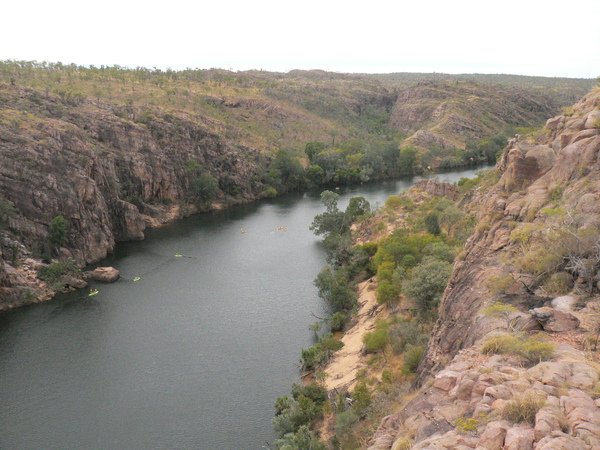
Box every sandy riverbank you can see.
[323,279,386,393]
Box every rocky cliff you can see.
[0,84,266,305]
[365,88,600,449]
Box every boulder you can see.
[91,267,120,283]
[534,432,590,449]
[477,420,510,450]
[584,110,600,129]
[550,295,577,311]
[529,307,579,332]
[504,425,534,449]
[60,275,88,289]
[534,407,564,441]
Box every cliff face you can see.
[0,84,265,304]
[366,89,600,449]
[417,89,600,381]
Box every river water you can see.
[0,167,488,449]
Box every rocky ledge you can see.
[367,294,600,449]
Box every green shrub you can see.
[38,258,80,283]
[403,346,424,373]
[454,417,479,435]
[484,274,519,295]
[385,195,403,209]
[352,380,372,418]
[300,334,344,370]
[329,311,348,331]
[363,321,389,353]
[263,186,278,198]
[518,338,556,365]
[376,280,400,305]
[388,319,428,355]
[481,333,555,365]
[334,410,359,436]
[543,272,574,295]
[481,333,520,355]
[48,215,69,249]
[502,393,545,425]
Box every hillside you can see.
[389,80,559,151]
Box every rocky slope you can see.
[364,88,600,449]
[0,84,267,305]
[389,80,561,151]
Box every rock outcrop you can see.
[415,89,600,384]
[367,88,600,449]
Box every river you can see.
[0,167,489,449]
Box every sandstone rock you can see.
[91,267,120,283]
[477,420,510,450]
[509,311,543,331]
[484,385,512,400]
[60,275,88,289]
[534,407,564,441]
[545,116,562,130]
[412,430,478,450]
[433,370,460,391]
[529,307,579,332]
[568,361,599,390]
[584,109,600,129]
[504,425,534,450]
[550,295,577,311]
[561,389,600,448]
[412,179,460,201]
[534,431,591,449]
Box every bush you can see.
[502,393,545,425]
[363,321,389,353]
[388,319,428,355]
[300,334,344,370]
[334,410,359,436]
[385,195,403,209]
[403,257,452,316]
[38,258,80,283]
[481,333,555,365]
[48,215,69,249]
[543,272,574,295]
[291,383,327,406]
[403,346,424,373]
[454,417,479,435]
[329,311,348,331]
[352,380,372,418]
[376,280,400,305]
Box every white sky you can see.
[3,0,599,78]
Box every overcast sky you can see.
[3,0,599,78]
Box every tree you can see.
[424,212,441,236]
[345,196,370,221]
[193,172,219,204]
[309,191,349,237]
[305,141,326,163]
[439,205,465,237]
[403,257,453,317]
[398,147,418,174]
[49,215,69,249]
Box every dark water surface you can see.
[0,168,488,449]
